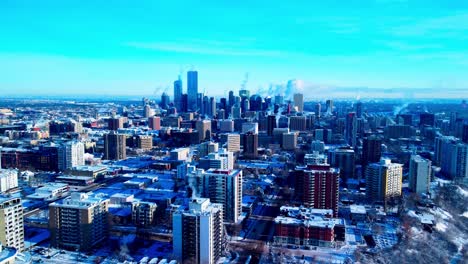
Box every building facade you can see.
[49,192,109,252]
[274,206,344,247]
[58,141,85,171]
[0,197,24,251]
[0,170,18,193]
[365,159,403,203]
[104,132,126,160]
[409,155,432,194]
[294,164,340,217]
[188,169,242,223]
[172,198,223,264]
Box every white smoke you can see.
[187,175,198,198]
[119,234,135,261]
[393,102,409,115]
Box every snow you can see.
[435,222,448,232]
[429,207,453,220]
[452,236,468,252]
[457,186,468,197]
[407,210,418,218]
[410,227,422,235]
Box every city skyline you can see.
[1,1,468,99]
[1,2,468,263]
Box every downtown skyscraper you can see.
[345,112,357,148]
[187,70,198,111]
[173,77,183,112]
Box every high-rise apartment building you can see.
[173,198,223,264]
[58,141,85,171]
[199,149,234,171]
[267,115,277,136]
[218,148,234,170]
[289,116,307,131]
[104,132,126,160]
[49,192,109,251]
[242,122,259,134]
[409,155,432,194]
[365,159,403,203]
[198,141,219,157]
[219,120,234,132]
[49,119,83,135]
[242,132,258,159]
[0,170,18,193]
[304,151,327,165]
[434,136,458,166]
[0,196,24,251]
[137,135,153,150]
[329,147,355,181]
[435,136,468,180]
[108,117,125,131]
[294,164,340,217]
[314,128,332,143]
[196,120,211,142]
[148,116,161,130]
[132,201,157,227]
[282,131,298,150]
[362,135,382,166]
[188,168,242,223]
[223,133,240,153]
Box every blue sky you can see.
[1,0,468,99]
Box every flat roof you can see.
[275,215,343,228]
[350,205,367,214]
[36,183,68,192]
[56,175,94,180]
[71,165,107,172]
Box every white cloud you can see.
[125,41,285,57]
[382,41,443,51]
[390,13,468,37]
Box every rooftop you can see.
[70,165,107,172]
[275,215,343,228]
[50,192,108,209]
[36,183,68,192]
[350,205,367,215]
